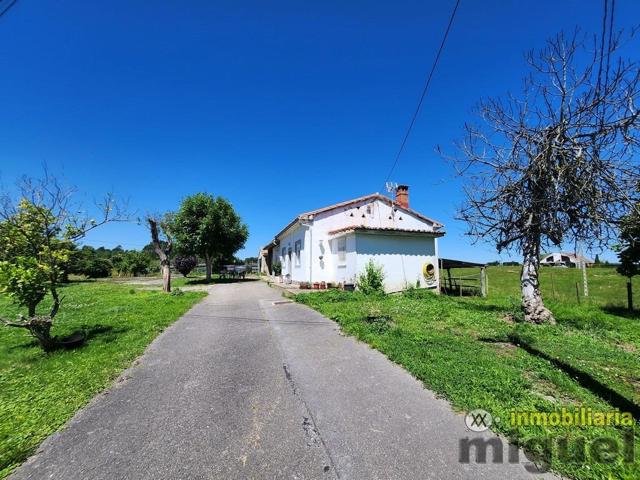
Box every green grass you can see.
[461,265,639,308]
[0,282,206,478]
[295,266,640,480]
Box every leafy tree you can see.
[68,246,113,278]
[173,255,197,277]
[83,258,113,279]
[173,193,248,281]
[0,256,49,317]
[112,251,152,277]
[594,254,601,266]
[0,175,125,350]
[446,31,640,324]
[357,259,385,295]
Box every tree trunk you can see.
[205,255,212,282]
[160,263,170,292]
[148,218,172,293]
[521,238,555,324]
[29,317,56,351]
[3,316,56,351]
[161,263,171,293]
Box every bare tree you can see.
[148,215,173,292]
[445,29,640,323]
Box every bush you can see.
[272,261,282,276]
[81,258,113,278]
[356,259,385,295]
[173,255,197,277]
[112,251,152,277]
[68,247,113,278]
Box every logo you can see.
[465,409,492,432]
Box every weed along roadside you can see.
[294,276,640,480]
[0,282,206,479]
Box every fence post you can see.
[628,280,634,311]
[575,282,580,304]
[480,267,487,297]
[485,268,489,297]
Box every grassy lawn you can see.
[469,265,639,308]
[0,281,206,479]
[295,266,639,480]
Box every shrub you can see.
[356,259,385,295]
[68,247,113,278]
[272,261,282,276]
[173,255,197,277]
[84,258,112,278]
[112,251,152,277]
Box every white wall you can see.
[274,223,308,283]
[308,197,439,285]
[311,197,437,234]
[272,197,442,288]
[355,233,438,292]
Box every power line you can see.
[383,0,461,187]
[0,0,19,19]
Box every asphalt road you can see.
[10,281,555,479]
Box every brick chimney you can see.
[395,184,409,209]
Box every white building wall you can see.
[275,223,308,283]
[355,233,438,292]
[311,197,435,234]
[307,198,438,286]
[326,232,356,285]
[271,196,441,289]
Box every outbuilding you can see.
[540,252,594,268]
[259,186,445,292]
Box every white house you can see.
[540,252,594,268]
[259,186,445,292]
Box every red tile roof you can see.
[264,192,445,248]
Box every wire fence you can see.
[447,266,638,309]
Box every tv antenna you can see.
[385,182,398,196]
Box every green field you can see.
[0,282,206,478]
[295,266,640,480]
[469,265,639,308]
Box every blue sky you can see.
[0,0,638,262]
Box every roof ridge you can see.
[300,192,443,228]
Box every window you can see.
[294,240,301,267]
[281,247,286,263]
[337,237,347,264]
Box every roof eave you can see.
[329,227,446,237]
